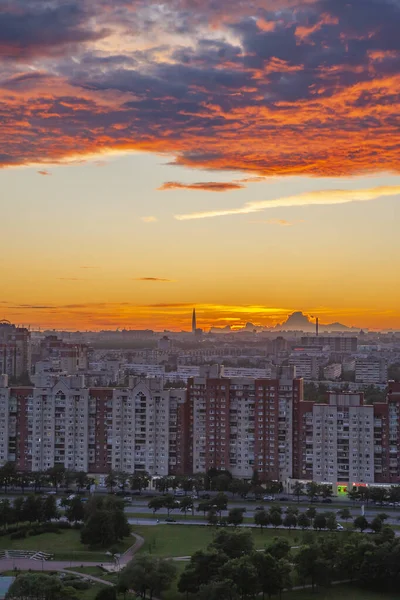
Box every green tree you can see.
[269,510,282,529]
[325,512,338,532]
[320,485,333,499]
[119,554,177,600]
[254,509,270,531]
[81,510,116,547]
[227,507,245,528]
[207,509,219,526]
[283,512,297,532]
[46,465,65,493]
[0,462,17,494]
[13,497,24,524]
[22,495,40,524]
[42,495,58,521]
[297,513,310,530]
[220,556,260,600]
[32,471,46,493]
[292,481,304,503]
[148,497,165,514]
[179,550,227,594]
[338,508,352,522]
[354,516,369,532]
[210,529,254,559]
[295,545,331,591]
[305,506,317,523]
[371,516,383,534]
[180,496,194,518]
[75,471,90,492]
[0,499,14,529]
[313,513,327,531]
[105,471,117,493]
[6,573,64,600]
[213,492,228,517]
[66,496,85,523]
[116,471,129,492]
[95,588,117,600]
[197,500,212,517]
[17,471,31,494]
[198,579,238,600]
[162,494,177,516]
[129,472,150,495]
[268,538,291,560]
[306,481,320,501]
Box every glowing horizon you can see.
[1,0,400,330]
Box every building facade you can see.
[355,358,388,384]
[0,322,31,381]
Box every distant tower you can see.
[192,308,197,334]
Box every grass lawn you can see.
[284,585,400,600]
[132,524,295,557]
[0,529,134,562]
[66,566,118,584]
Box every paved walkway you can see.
[0,533,145,574]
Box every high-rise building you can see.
[355,358,387,384]
[301,336,358,353]
[0,321,31,381]
[187,365,302,481]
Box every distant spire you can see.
[192,308,197,334]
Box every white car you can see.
[337,523,344,531]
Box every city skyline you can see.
[2,0,400,331]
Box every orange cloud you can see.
[158,181,245,192]
[133,277,175,282]
[37,170,51,176]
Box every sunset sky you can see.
[1,0,400,331]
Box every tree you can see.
[120,555,177,600]
[0,462,17,494]
[306,481,320,501]
[369,487,387,506]
[354,516,369,532]
[295,545,331,591]
[180,497,194,518]
[197,500,212,517]
[313,513,327,531]
[42,495,58,521]
[371,516,383,534]
[95,588,117,600]
[325,512,338,532]
[269,510,282,529]
[6,573,65,600]
[17,471,31,494]
[75,471,90,492]
[254,509,270,531]
[283,512,297,532]
[22,495,40,524]
[116,471,129,492]
[179,550,227,594]
[207,509,219,526]
[129,472,150,495]
[320,485,333,499]
[292,481,304,504]
[148,497,165,514]
[105,471,117,493]
[198,579,239,600]
[0,499,14,529]
[212,474,232,492]
[305,506,317,523]
[213,493,228,517]
[227,507,245,528]
[298,513,310,530]
[253,552,280,600]
[47,465,65,493]
[347,487,359,504]
[13,497,24,525]
[66,496,85,523]
[220,556,260,600]
[81,510,116,547]
[162,494,177,516]
[228,479,244,498]
[32,471,46,493]
[338,508,352,522]
[210,529,254,559]
[268,538,291,561]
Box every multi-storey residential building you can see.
[288,353,320,379]
[323,363,342,381]
[0,375,187,477]
[37,335,89,374]
[355,358,387,384]
[188,365,302,481]
[301,336,358,353]
[0,321,31,380]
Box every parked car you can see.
[263,495,274,501]
[255,506,264,511]
[200,493,211,500]
[337,523,344,531]
[322,498,332,504]
[165,518,176,523]
[279,497,289,502]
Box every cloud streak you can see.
[175,186,400,220]
[158,181,245,192]
[134,277,175,282]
